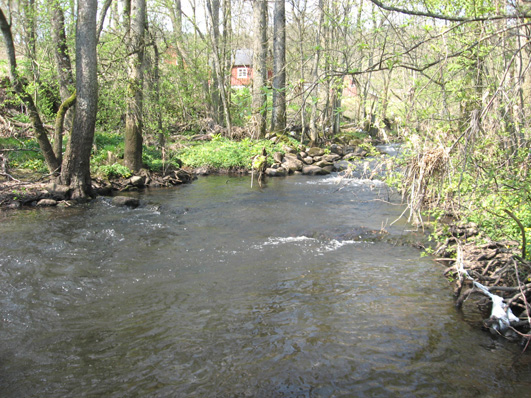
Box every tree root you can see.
[436,229,531,345]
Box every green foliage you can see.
[142,145,182,172]
[91,132,125,164]
[94,132,124,149]
[414,135,531,258]
[97,81,128,129]
[0,137,45,171]
[230,87,252,126]
[90,132,183,175]
[95,163,133,179]
[176,136,286,169]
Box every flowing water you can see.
[1,174,530,397]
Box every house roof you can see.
[233,49,253,66]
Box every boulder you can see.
[343,148,368,160]
[314,160,333,168]
[307,147,325,157]
[193,166,211,175]
[265,167,288,177]
[324,154,341,162]
[37,199,58,207]
[129,175,145,187]
[282,154,304,172]
[353,147,369,157]
[329,144,344,156]
[112,196,140,208]
[273,152,283,163]
[282,145,297,154]
[343,145,355,154]
[302,165,330,175]
[302,156,314,165]
[283,152,301,161]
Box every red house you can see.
[342,76,358,98]
[231,49,253,88]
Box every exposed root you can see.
[437,228,531,344]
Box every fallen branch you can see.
[0,172,20,182]
[6,118,54,131]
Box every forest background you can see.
[1,0,531,257]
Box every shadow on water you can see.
[1,174,530,397]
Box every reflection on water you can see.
[1,175,530,397]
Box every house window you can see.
[237,67,248,78]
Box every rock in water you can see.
[36,199,58,207]
[112,196,140,208]
[301,165,330,175]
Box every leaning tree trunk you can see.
[0,7,60,174]
[250,0,268,139]
[60,0,98,199]
[53,91,76,165]
[124,0,146,172]
[271,0,286,132]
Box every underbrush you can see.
[393,137,531,258]
[175,135,288,169]
[0,137,47,173]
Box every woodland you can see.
[1,0,531,340]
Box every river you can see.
[1,174,530,397]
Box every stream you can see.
[1,174,530,397]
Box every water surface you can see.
[1,174,529,397]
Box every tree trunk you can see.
[207,0,222,124]
[309,0,325,145]
[49,0,74,131]
[206,0,232,133]
[168,0,184,67]
[0,7,60,174]
[53,91,76,165]
[251,0,268,139]
[153,41,165,148]
[22,0,39,94]
[60,0,98,199]
[222,0,232,113]
[124,0,146,172]
[271,0,286,132]
[97,0,113,40]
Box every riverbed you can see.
[1,174,530,397]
